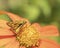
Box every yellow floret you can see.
[17,25,40,48]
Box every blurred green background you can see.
[0,0,60,44]
[0,0,60,27]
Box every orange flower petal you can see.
[0,20,10,29]
[4,37,19,48]
[32,23,59,36]
[41,25,59,36]
[39,39,59,48]
[0,29,15,36]
[0,37,15,47]
[0,20,15,35]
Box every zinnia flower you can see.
[0,11,59,48]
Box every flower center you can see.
[7,21,40,48]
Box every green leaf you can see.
[0,14,12,21]
[23,5,40,22]
[39,0,51,17]
[30,0,51,17]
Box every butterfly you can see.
[7,20,40,48]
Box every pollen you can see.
[17,25,40,48]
